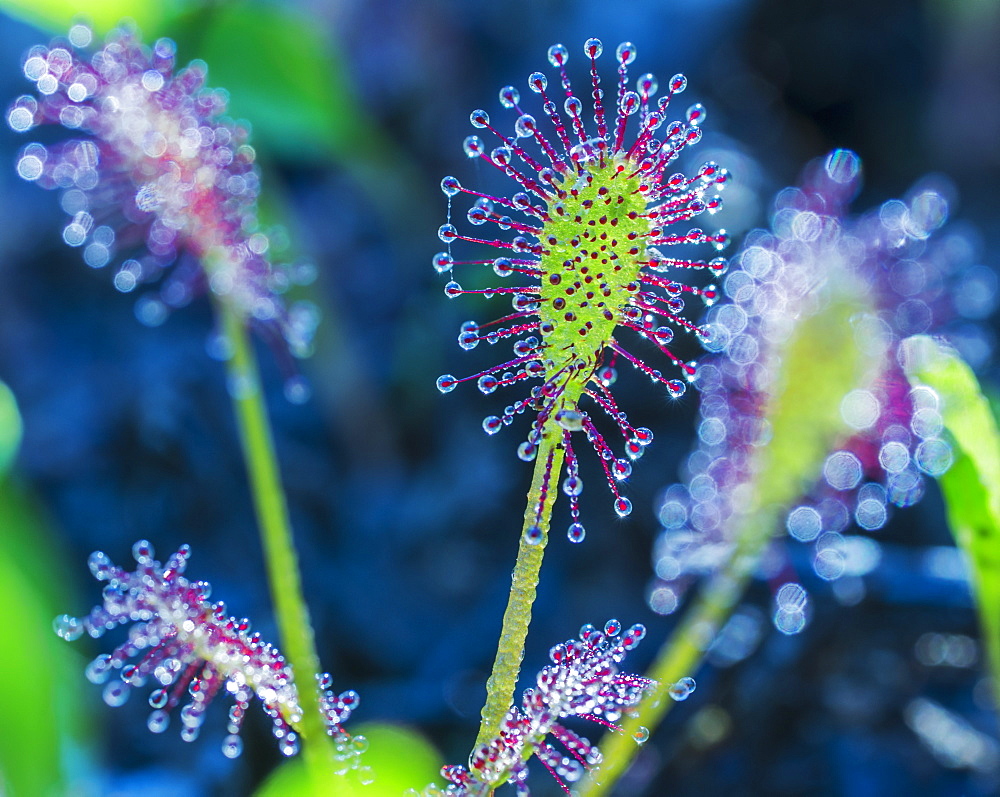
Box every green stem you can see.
[475,433,566,750]
[581,507,779,796]
[218,301,342,792]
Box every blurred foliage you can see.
[174,3,359,162]
[0,383,92,796]
[753,294,876,511]
[905,335,1000,697]
[0,0,177,36]
[255,723,441,797]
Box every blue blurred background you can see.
[0,0,998,794]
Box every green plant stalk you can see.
[475,432,566,750]
[584,294,874,795]
[581,506,779,796]
[218,300,343,792]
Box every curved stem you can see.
[474,432,566,750]
[218,301,343,793]
[581,507,778,796]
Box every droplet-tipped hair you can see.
[650,149,988,620]
[421,619,663,795]
[8,24,319,372]
[55,540,363,764]
[435,39,728,541]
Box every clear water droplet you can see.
[53,614,83,641]
[147,710,170,733]
[616,42,636,64]
[222,734,244,758]
[825,148,861,184]
[668,676,696,701]
[584,38,604,58]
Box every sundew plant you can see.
[1,4,999,797]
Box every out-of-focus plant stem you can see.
[218,298,345,795]
[581,505,779,796]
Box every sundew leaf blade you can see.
[587,287,878,796]
[752,294,877,512]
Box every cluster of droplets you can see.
[435,39,729,540]
[8,24,319,379]
[649,148,991,623]
[53,541,363,767]
[414,619,679,796]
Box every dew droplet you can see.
[16,153,44,181]
[482,415,502,435]
[823,451,863,491]
[686,103,706,126]
[613,459,632,480]
[436,375,457,393]
[499,85,520,108]
[824,148,860,185]
[668,676,696,701]
[555,409,584,431]
[524,525,543,545]
[614,497,632,517]
[584,38,604,58]
[567,523,586,543]
[8,105,34,132]
[632,726,650,744]
[147,710,170,733]
[440,175,461,196]
[103,681,130,707]
[616,42,636,64]
[53,614,83,641]
[222,734,244,759]
[463,135,483,158]
[548,44,568,67]
[514,114,536,138]
[132,539,154,563]
[786,505,822,542]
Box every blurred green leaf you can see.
[189,3,360,161]
[904,335,1000,694]
[0,402,93,795]
[0,0,177,37]
[0,381,22,476]
[255,722,441,797]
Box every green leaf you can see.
[254,723,442,797]
[0,381,22,476]
[189,3,361,161]
[0,481,94,795]
[903,335,1000,693]
[0,0,178,37]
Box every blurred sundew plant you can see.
[3,11,1000,797]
